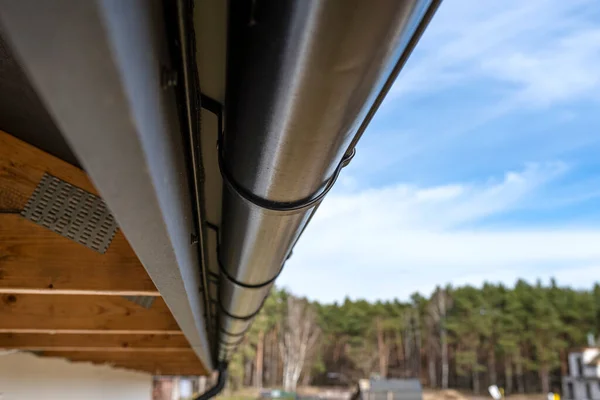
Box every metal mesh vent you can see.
[22,173,118,253]
[123,296,155,309]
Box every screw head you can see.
[161,67,178,89]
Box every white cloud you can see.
[279,164,600,302]
[317,162,566,231]
[392,0,600,107]
[483,29,600,107]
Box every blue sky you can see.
[278,0,600,303]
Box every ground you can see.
[424,390,546,400]
[210,388,548,400]
[206,387,546,400]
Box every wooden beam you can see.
[0,129,96,211]
[0,214,158,295]
[0,294,181,333]
[39,351,207,376]
[0,130,158,295]
[0,332,190,352]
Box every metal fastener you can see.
[161,67,178,88]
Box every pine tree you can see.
[225,279,597,393]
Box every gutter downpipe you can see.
[193,362,228,400]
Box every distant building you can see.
[562,348,600,400]
[353,378,422,400]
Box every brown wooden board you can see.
[0,294,180,333]
[0,130,96,211]
[0,214,157,295]
[0,332,190,351]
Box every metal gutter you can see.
[217,0,442,359]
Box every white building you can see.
[0,352,152,400]
[563,348,600,400]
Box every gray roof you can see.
[368,379,422,393]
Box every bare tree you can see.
[375,317,390,378]
[426,323,437,388]
[279,296,320,391]
[403,312,415,377]
[254,330,265,389]
[429,287,452,389]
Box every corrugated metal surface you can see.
[22,173,118,254]
[369,379,422,392]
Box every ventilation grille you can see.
[22,173,118,253]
